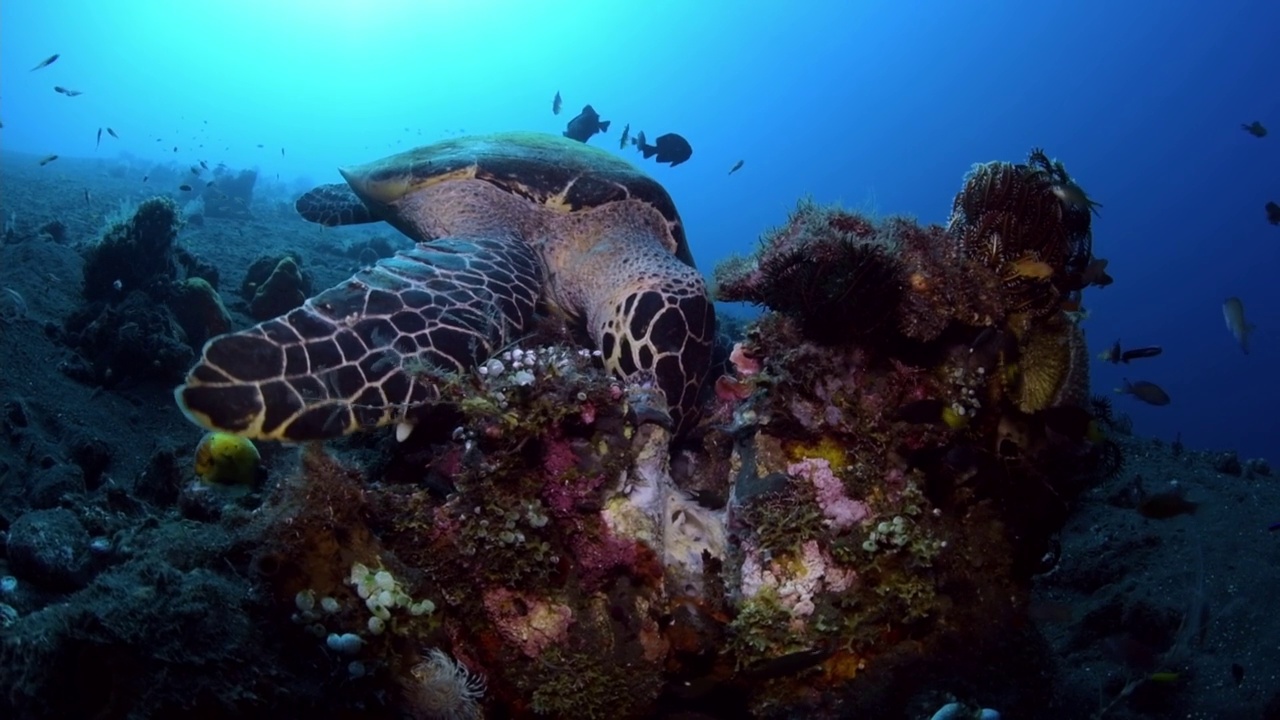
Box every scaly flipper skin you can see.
[295,183,377,227]
[177,132,716,440]
[549,203,716,433]
[175,236,541,441]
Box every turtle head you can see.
[339,165,412,213]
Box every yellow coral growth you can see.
[1013,314,1089,413]
[785,436,848,471]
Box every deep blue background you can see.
[1,0,1276,459]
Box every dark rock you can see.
[168,278,231,348]
[3,394,29,427]
[81,197,182,302]
[178,485,223,522]
[175,247,220,289]
[242,255,312,320]
[136,449,184,507]
[6,507,93,591]
[39,219,67,243]
[69,436,113,489]
[204,168,257,219]
[1245,457,1272,478]
[27,464,86,509]
[62,291,194,385]
[1213,451,1242,476]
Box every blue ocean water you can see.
[1,0,1276,460]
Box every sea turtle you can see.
[174,132,716,442]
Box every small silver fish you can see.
[1222,297,1255,354]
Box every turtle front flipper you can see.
[296,183,378,227]
[575,234,716,435]
[175,236,542,441]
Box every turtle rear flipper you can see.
[296,183,377,227]
[175,236,542,441]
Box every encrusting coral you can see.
[178,148,1120,718]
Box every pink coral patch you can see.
[730,342,762,376]
[787,458,870,531]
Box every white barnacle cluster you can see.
[347,562,436,638]
[946,364,983,419]
[475,345,602,398]
[291,563,436,677]
[291,587,344,639]
[862,514,913,553]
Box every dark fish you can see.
[1231,663,1244,685]
[37,154,58,166]
[1121,346,1163,362]
[281,147,285,157]
[107,127,118,139]
[142,175,149,183]
[54,86,84,97]
[179,184,192,192]
[563,105,610,143]
[173,146,178,152]
[1269,521,1280,531]
[552,91,562,115]
[1242,121,1267,138]
[636,132,692,167]
[190,166,201,175]
[1117,379,1171,406]
[200,160,208,169]
[1266,201,1280,226]
[729,159,744,175]
[1138,488,1197,519]
[619,123,630,149]
[30,54,59,71]
[1099,340,1162,364]
[206,180,215,187]
[1223,297,1255,354]
[96,128,102,149]
[1080,257,1113,288]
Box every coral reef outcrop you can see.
[62,197,231,385]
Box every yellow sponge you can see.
[194,432,261,487]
